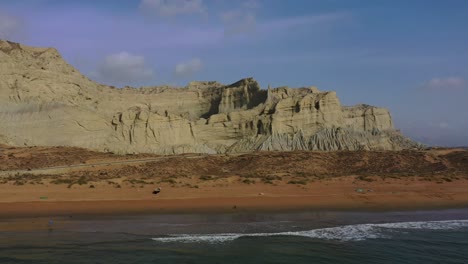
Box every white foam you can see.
[151,219,468,243]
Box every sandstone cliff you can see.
[0,40,421,154]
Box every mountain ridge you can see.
[0,40,422,154]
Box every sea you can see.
[1,208,468,263]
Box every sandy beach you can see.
[1,176,468,221]
[1,147,468,229]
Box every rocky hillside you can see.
[0,40,421,154]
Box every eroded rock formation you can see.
[0,40,421,154]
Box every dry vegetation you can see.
[0,145,156,171]
[1,145,467,188]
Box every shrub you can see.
[287,180,307,185]
[200,175,214,181]
[242,179,256,184]
[357,175,374,182]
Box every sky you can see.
[0,0,467,146]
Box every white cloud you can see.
[0,13,23,40]
[260,12,352,32]
[220,0,259,36]
[242,0,260,9]
[429,122,450,129]
[438,122,449,129]
[423,77,466,91]
[220,4,349,37]
[175,58,203,77]
[139,0,205,17]
[95,52,154,84]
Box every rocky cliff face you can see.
[0,40,421,154]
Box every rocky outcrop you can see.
[0,40,422,154]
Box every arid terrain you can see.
[5,40,460,223]
[1,145,467,221]
[1,40,420,155]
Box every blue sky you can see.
[1,0,467,146]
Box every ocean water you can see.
[1,209,468,264]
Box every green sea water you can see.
[1,209,468,263]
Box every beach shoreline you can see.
[1,184,468,218]
[2,176,468,222]
[1,197,468,233]
[2,177,468,232]
[1,147,467,229]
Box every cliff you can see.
[0,40,421,154]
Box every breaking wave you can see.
[151,220,468,243]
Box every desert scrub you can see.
[50,175,89,188]
[14,180,25,185]
[5,173,45,185]
[420,176,434,182]
[76,176,88,185]
[199,175,215,181]
[295,171,312,177]
[261,175,282,184]
[380,174,403,180]
[312,174,328,180]
[262,179,274,184]
[287,180,307,185]
[125,178,154,185]
[159,178,177,185]
[442,177,453,182]
[243,172,265,178]
[50,178,74,185]
[356,175,374,182]
[242,179,256,184]
[181,183,199,189]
